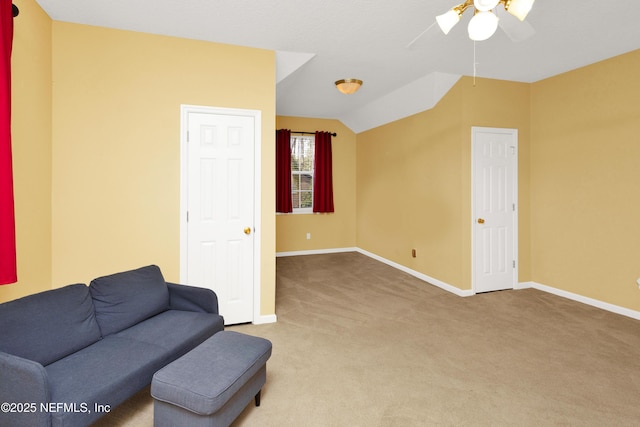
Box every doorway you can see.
[472,127,518,293]
[180,105,261,324]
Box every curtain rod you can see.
[291,131,337,137]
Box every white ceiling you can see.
[35,0,640,133]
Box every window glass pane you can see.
[301,143,313,171]
[300,174,312,190]
[300,191,312,208]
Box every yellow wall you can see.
[275,116,357,253]
[530,49,640,310]
[49,23,276,316]
[355,50,639,311]
[0,20,275,315]
[0,0,52,302]
[356,77,531,290]
[2,16,278,316]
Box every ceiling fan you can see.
[408,0,536,47]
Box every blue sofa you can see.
[0,265,224,427]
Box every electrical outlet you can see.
[306,232,311,240]
[411,249,417,258]
[637,278,640,289]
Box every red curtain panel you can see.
[313,131,334,213]
[275,129,292,213]
[0,0,17,284]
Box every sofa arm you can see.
[167,282,219,314]
[0,352,51,427]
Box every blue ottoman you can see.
[151,331,272,427]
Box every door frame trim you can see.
[179,104,262,323]
[471,126,518,294]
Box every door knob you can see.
[477,218,485,224]
[244,227,252,235]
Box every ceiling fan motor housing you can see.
[474,0,500,12]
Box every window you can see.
[290,135,314,213]
[276,129,333,214]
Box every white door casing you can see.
[180,105,261,325]
[472,127,518,294]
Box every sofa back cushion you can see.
[0,284,102,366]
[89,265,170,336]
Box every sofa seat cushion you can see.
[114,310,224,358]
[0,284,101,366]
[44,310,222,427]
[89,265,170,336]
[45,336,169,427]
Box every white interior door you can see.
[181,106,258,325]
[472,127,518,294]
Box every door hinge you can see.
[186,211,189,222]
[513,203,516,212]
[513,260,516,268]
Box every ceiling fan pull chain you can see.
[473,41,477,87]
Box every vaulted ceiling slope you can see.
[35,0,640,133]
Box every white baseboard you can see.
[275,248,640,321]
[253,314,277,325]
[516,281,534,290]
[525,281,640,321]
[276,246,472,296]
[355,248,475,297]
[276,247,359,257]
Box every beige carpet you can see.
[93,252,640,426]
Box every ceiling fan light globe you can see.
[436,9,461,35]
[505,0,535,21]
[473,0,500,12]
[468,11,499,41]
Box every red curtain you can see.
[313,131,334,213]
[0,0,16,284]
[275,129,292,213]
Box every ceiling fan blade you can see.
[495,7,536,42]
[406,21,440,49]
